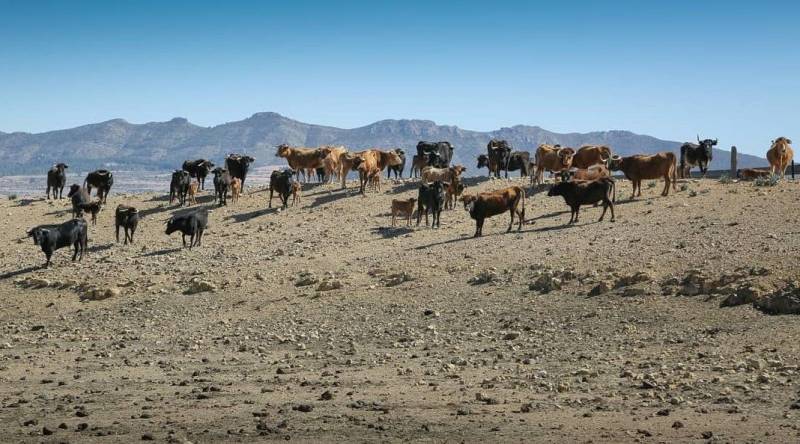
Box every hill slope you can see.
[0,112,766,174]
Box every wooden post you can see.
[730,146,737,178]
[792,160,796,180]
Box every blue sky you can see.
[0,0,797,156]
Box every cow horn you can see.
[697,134,700,142]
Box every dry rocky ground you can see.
[1,174,799,443]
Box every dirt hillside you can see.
[1,175,799,443]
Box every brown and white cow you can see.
[533,144,575,185]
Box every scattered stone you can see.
[294,271,319,287]
[754,282,800,315]
[316,279,343,292]
[382,272,413,287]
[588,281,611,296]
[701,431,714,439]
[469,270,498,285]
[614,272,652,288]
[81,286,122,301]
[319,390,334,401]
[502,331,520,340]
[184,279,216,295]
[672,421,684,429]
[142,433,155,441]
[678,270,709,296]
[656,408,670,416]
[292,404,313,413]
[528,274,561,293]
[42,426,54,435]
[721,284,765,307]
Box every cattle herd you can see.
[28,136,794,267]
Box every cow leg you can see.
[197,229,203,247]
[517,205,525,231]
[45,251,52,268]
[182,234,187,248]
[662,177,669,196]
[507,208,515,232]
[474,218,484,237]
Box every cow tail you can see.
[671,153,678,190]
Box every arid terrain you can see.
[1,175,799,443]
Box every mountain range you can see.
[0,112,766,175]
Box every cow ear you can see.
[788,139,793,144]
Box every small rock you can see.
[319,391,334,401]
[292,404,313,413]
[184,279,216,295]
[588,281,611,296]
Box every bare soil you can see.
[1,175,799,443]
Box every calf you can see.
[462,186,525,237]
[84,169,114,203]
[391,198,417,226]
[609,152,677,199]
[46,163,68,199]
[368,168,382,192]
[291,181,302,206]
[547,178,615,224]
[170,170,191,206]
[188,182,199,205]
[77,200,103,225]
[27,218,88,268]
[115,205,139,244]
[444,177,465,210]
[165,208,208,249]
[737,168,772,180]
[339,152,365,189]
[67,184,90,218]
[268,169,294,209]
[417,181,447,228]
[212,167,231,206]
[230,177,242,204]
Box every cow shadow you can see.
[140,247,182,257]
[370,226,414,238]
[12,198,45,207]
[310,189,357,206]
[87,243,114,253]
[526,209,570,222]
[146,194,170,202]
[0,265,41,281]
[43,208,73,217]
[225,207,278,223]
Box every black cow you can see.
[84,170,114,203]
[417,181,447,228]
[386,149,407,179]
[182,159,215,190]
[165,208,208,249]
[115,205,139,245]
[547,178,615,224]
[487,139,512,178]
[169,170,191,206]
[212,167,231,206]
[416,141,454,168]
[505,151,530,178]
[269,169,294,209]
[46,163,68,199]
[679,136,717,178]
[27,218,88,268]
[67,184,91,218]
[225,154,255,190]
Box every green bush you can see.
[754,174,780,187]
[718,173,732,184]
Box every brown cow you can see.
[276,144,326,183]
[533,144,575,185]
[609,152,677,199]
[461,186,525,237]
[737,168,772,180]
[230,177,241,204]
[391,198,417,226]
[572,145,612,169]
[444,175,465,210]
[767,137,793,177]
[337,152,362,189]
[318,145,347,184]
[356,150,403,194]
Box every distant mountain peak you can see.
[0,112,767,174]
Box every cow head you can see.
[55,163,68,171]
[558,170,574,182]
[67,184,81,197]
[460,194,477,212]
[477,154,489,169]
[608,155,623,171]
[697,135,717,158]
[450,165,467,177]
[211,167,227,177]
[200,160,215,171]
[426,151,442,167]
[385,150,403,167]
[558,148,575,167]
[394,148,405,157]
[165,217,178,235]
[772,137,793,153]
[27,228,47,245]
[547,182,568,197]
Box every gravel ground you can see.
[1,175,799,443]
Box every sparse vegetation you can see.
[680,183,689,192]
[647,181,657,189]
[718,173,732,184]
[7,194,17,201]
[754,173,780,187]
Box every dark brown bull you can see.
[609,152,677,199]
[461,186,525,237]
[547,178,615,224]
